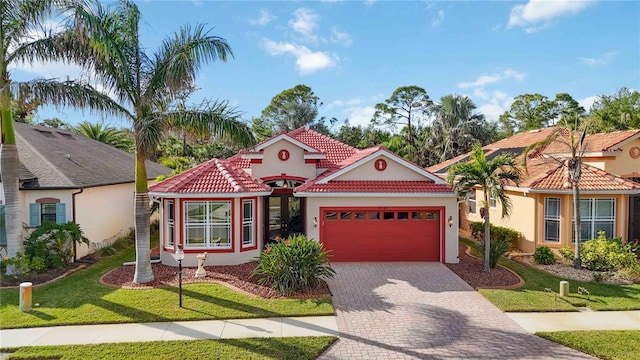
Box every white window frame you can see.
[165,200,175,249]
[489,195,497,209]
[572,198,616,243]
[544,197,561,243]
[468,190,477,214]
[183,200,232,249]
[242,199,255,248]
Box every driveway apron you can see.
[320,262,596,360]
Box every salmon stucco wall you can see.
[582,138,640,178]
[304,196,459,263]
[335,156,426,181]
[471,189,537,253]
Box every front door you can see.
[265,193,305,244]
[630,195,640,242]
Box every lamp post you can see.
[174,244,185,307]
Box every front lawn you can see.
[4,336,337,360]
[537,330,640,360]
[460,238,640,312]
[0,247,333,329]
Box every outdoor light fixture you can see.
[313,217,318,228]
[174,244,185,307]
[448,216,453,228]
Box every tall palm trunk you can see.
[1,82,23,259]
[483,200,491,272]
[133,154,154,283]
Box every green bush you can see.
[475,238,512,269]
[252,235,336,295]
[558,247,575,263]
[2,222,89,276]
[469,221,521,247]
[581,231,639,271]
[534,246,555,265]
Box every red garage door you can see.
[320,207,443,262]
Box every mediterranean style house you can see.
[428,127,640,253]
[149,127,459,267]
[0,122,170,259]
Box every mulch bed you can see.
[100,261,331,299]
[0,263,86,288]
[445,244,523,289]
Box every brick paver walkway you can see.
[320,263,596,360]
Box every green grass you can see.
[460,238,640,312]
[0,247,334,329]
[537,330,640,360]
[3,336,337,360]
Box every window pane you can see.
[594,221,614,239]
[595,199,614,218]
[243,201,253,220]
[579,199,592,220]
[211,226,230,246]
[186,226,205,247]
[412,211,423,220]
[545,198,560,218]
[243,224,253,245]
[326,212,337,220]
[210,202,230,223]
[580,222,592,242]
[545,220,560,242]
[41,204,57,223]
[354,212,366,220]
[383,212,394,220]
[426,211,438,220]
[368,211,379,220]
[490,197,496,208]
[397,211,409,220]
[186,202,206,222]
[340,212,351,220]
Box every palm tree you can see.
[1,0,120,259]
[66,0,254,283]
[447,143,522,272]
[74,121,134,152]
[524,117,587,269]
[427,95,491,165]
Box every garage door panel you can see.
[320,207,442,262]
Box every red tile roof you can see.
[149,158,271,194]
[542,129,640,154]
[295,181,453,193]
[287,127,357,168]
[521,158,640,191]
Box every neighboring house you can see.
[428,127,640,253]
[149,127,459,267]
[0,122,170,259]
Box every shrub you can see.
[534,246,555,265]
[252,235,336,295]
[476,238,512,269]
[580,231,638,271]
[469,222,520,248]
[3,222,90,276]
[558,247,575,263]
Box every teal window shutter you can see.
[0,205,6,246]
[29,203,40,227]
[56,203,66,224]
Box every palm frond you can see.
[134,115,165,159]
[11,78,131,119]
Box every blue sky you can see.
[12,0,640,130]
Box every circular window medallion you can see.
[374,158,387,171]
[630,146,640,159]
[278,149,290,161]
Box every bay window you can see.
[184,200,232,249]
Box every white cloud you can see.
[364,0,376,7]
[431,10,445,27]
[289,8,320,42]
[578,95,598,111]
[11,61,84,80]
[192,0,203,6]
[578,51,617,66]
[330,27,352,46]
[249,9,275,26]
[457,69,525,89]
[477,95,515,122]
[346,106,376,127]
[508,0,594,32]
[262,39,336,75]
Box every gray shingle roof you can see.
[14,122,171,189]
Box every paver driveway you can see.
[320,263,595,360]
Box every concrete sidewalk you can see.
[507,310,640,333]
[0,316,339,348]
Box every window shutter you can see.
[29,203,40,227]
[56,203,67,224]
[0,205,6,246]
